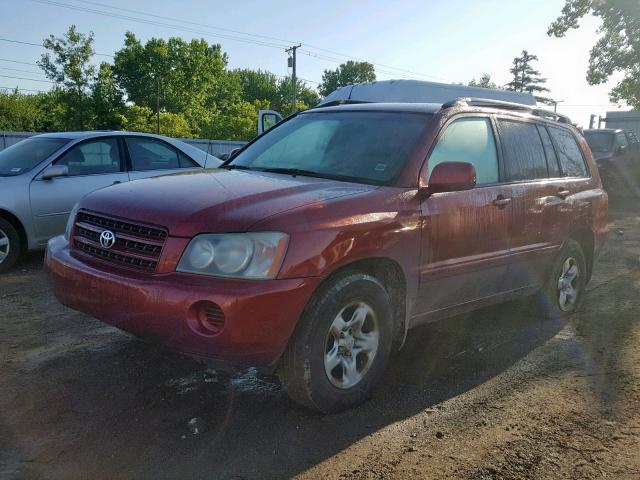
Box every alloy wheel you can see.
[0,228,9,264]
[324,301,379,389]
[557,257,579,312]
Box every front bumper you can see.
[45,236,321,368]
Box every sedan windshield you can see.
[584,131,614,153]
[229,111,432,185]
[0,137,70,176]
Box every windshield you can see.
[584,131,614,153]
[0,137,70,176]
[229,111,432,185]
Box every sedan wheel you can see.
[0,228,9,264]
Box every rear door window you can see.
[548,127,588,177]
[429,117,499,185]
[55,138,122,176]
[126,138,181,171]
[497,119,548,181]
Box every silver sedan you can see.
[0,131,221,272]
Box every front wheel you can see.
[278,273,393,413]
[0,218,21,274]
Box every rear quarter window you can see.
[548,127,588,178]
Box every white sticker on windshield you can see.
[10,168,21,173]
[375,163,387,172]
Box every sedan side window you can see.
[126,138,181,171]
[429,117,498,184]
[55,138,122,176]
[548,127,588,177]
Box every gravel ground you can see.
[1,200,639,479]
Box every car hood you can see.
[80,169,374,237]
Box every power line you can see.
[70,0,300,47]
[0,66,46,76]
[0,58,40,66]
[28,0,455,83]
[0,86,47,93]
[29,0,290,50]
[0,37,114,58]
[0,74,54,84]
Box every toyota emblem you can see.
[99,230,116,249]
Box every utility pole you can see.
[156,77,161,134]
[286,44,301,113]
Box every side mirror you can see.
[227,148,241,160]
[426,161,477,194]
[42,164,69,180]
[617,144,626,154]
[257,110,283,135]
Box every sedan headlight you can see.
[177,232,289,279]
[64,203,80,241]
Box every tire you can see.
[543,240,587,320]
[0,218,21,274]
[278,273,394,413]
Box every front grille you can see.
[72,210,167,272]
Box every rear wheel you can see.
[278,273,393,413]
[0,218,21,274]
[544,240,587,319]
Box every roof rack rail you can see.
[313,99,371,109]
[442,97,573,125]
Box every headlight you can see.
[64,203,80,241]
[177,232,289,279]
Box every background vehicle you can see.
[584,128,640,197]
[0,131,221,272]
[46,97,607,412]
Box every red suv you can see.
[46,99,608,412]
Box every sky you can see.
[0,0,628,127]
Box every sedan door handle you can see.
[492,196,512,208]
[112,181,122,185]
[557,189,571,199]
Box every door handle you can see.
[556,189,570,199]
[492,196,512,208]
[112,181,122,185]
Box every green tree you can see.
[234,68,279,104]
[118,105,193,138]
[209,99,271,141]
[91,62,125,130]
[468,73,498,89]
[38,25,96,129]
[275,77,320,113]
[113,32,240,135]
[548,1,640,107]
[318,61,376,97]
[505,50,553,104]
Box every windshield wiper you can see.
[254,167,333,179]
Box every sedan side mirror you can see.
[427,161,477,194]
[42,164,69,180]
[228,148,241,160]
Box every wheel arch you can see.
[0,208,27,252]
[567,228,595,283]
[309,256,408,352]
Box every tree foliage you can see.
[468,73,498,89]
[2,26,323,139]
[548,0,640,107]
[505,50,553,104]
[38,25,96,129]
[318,61,376,97]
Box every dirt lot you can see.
[1,200,640,480]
